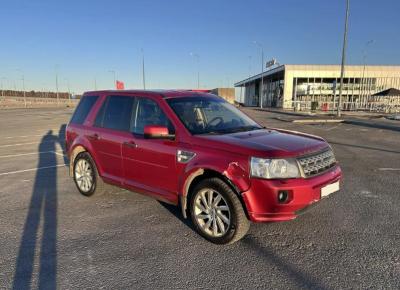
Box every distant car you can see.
[66,90,342,244]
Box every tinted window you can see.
[102,96,134,131]
[70,95,98,124]
[132,98,174,134]
[94,100,106,127]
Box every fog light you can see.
[278,190,289,203]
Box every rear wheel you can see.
[189,177,250,244]
[73,152,105,196]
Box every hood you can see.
[195,129,329,158]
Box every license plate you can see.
[321,181,339,198]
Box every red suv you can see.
[66,90,342,244]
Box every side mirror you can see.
[144,125,175,140]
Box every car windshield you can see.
[167,96,262,135]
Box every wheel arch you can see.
[179,168,249,220]
[69,145,88,176]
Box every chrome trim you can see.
[297,149,337,178]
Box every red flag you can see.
[116,80,125,90]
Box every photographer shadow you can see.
[13,124,67,290]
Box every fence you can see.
[0,96,79,109]
[292,95,400,113]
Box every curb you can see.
[253,108,316,117]
[344,119,400,132]
[292,119,344,124]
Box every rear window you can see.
[70,95,99,124]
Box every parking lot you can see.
[0,107,399,289]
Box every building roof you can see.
[372,88,400,96]
[234,65,285,86]
[234,64,400,87]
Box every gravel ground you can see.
[0,107,399,289]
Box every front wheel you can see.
[189,177,250,244]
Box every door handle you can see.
[123,141,138,148]
[87,133,100,140]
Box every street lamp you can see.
[0,77,7,100]
[361,39,374,105]
[190,52,200,89]
[253,41,264,108]
[248,55,252,79]
[108,70,116,89]
[64,78,71,102]
[141,48,146,90]
[337,0,350,117]
[55,65,60,106]
[16,69,26,108]
[41,83,47,98]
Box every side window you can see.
[132,98,174,135]
[94,99,106,127]
[101,96,134,131]
[70,95,98,124]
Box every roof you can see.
[83,89,216,99]
[234,64,400,87]
[234,65,285,86]
[372,88,400,96]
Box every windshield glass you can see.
[167,96,262,135]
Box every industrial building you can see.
[235,65,400,112]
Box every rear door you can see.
[89,95,135,185]
[122,96,178,202]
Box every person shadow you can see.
[12,124,67,290]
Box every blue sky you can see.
[0,0,399,93]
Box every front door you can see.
[122,97,178,203]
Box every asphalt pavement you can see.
[0,107,399,289]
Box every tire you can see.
[189,177,250,244]
[73,152,106,197]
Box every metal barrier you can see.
[0,96,79,108]
[292,96,400,113]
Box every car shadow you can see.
[241,235,328,289]
[58,124,69,166]
[157,201,196,232]
[159,201,327,289]
[12,124,67,290]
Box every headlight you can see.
[250,157,301,179]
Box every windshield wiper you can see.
[221,126,262,134]
[195,126,262,135]
[195,131,222,135]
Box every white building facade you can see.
[235,65,400,111]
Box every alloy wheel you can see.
[193,188,231,237]
[75,159,94,192]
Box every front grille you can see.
[298,149,336,177]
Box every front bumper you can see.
[241,165,342,222]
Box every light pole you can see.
[16,69,26,108]
[0,77,6,99]
[141,48,146,90]
[361,40,374,106]
[55,65,60,106]
[108,70,116,89]
[190,52,200,89]
[248,55,252,79]
[64,78,71,103]
[253,41,264,108]
[337,0,350,117]
[41,83,47,98]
